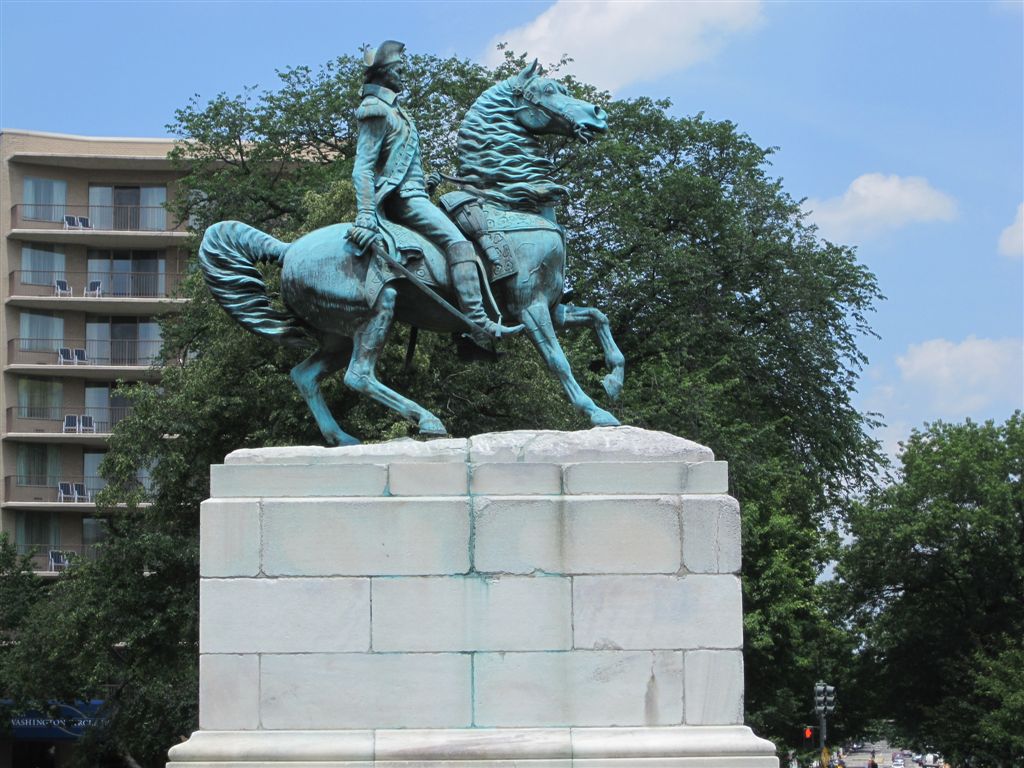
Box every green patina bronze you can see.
[198,44,625,445]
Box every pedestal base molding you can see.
[168,726,778,767]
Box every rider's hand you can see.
[348,213,379,251]
[426,171,443,196]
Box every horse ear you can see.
[517,58,541,85]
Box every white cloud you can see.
[805,173,957,243]
[997,202,1024,258]
[482,0,763,92]
[896,336,1023,416]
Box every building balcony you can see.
[14,542,100,574]
[7,269,187,313]
[6,338,164,380]
[5,405,132,441]
[9,204,188,247]
[4,474,104,505]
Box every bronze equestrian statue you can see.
[198,44,625,445]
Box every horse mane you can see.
[456,77,568,209]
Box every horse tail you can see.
[198,220,311,347]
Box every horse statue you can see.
[198,62,625,446]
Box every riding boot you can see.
[447,241,522,348]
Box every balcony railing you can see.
[4,474,106,504]
[11,204,180,232]
[9,270,184,299]
[14,542,101,572]
[6,405,133,434]
[8,338,163,367]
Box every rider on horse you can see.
[347,40,521,348]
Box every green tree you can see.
[838,414,1024,764]
[1,51,883,764]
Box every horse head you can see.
[511,60,608,143]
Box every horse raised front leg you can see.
[520,301,620,427]
[553,303,625,400]
[290,337,359,446]
[343,286,447,436]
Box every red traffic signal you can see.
[802,725,816,744]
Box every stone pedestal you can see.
[168,427,778,767]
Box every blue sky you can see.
[2,0,1021,459]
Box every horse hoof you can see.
[418,416,448,436]
[602,374,623,400]
[324,431,361,447]
[589,408,620,427]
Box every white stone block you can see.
[375,728,572,762]
[389,461,468,496]
[468,427,713,464]
[210,462,387,497]
[199,577,369,653]
[682,496,741,574]
[470,463,562,495]
[260,653,472,729]
[199,654,259,730]
[563,462,686,495]
[225,437,469,465]
[474,651,683,727]
[372,575,571,651]
[474,496,680,575]
[685,650,744,725]
[573,575,743,650]
[685,461,729,493]
[200,499,260,577]
[261,497,470,576]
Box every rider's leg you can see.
[390,195,522,346]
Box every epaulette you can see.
[355,97,391,120]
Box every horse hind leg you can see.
[520,301,620,427]
[553,303,625,400]
[343,286,447,436]
[290,337,359,446]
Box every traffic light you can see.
[814,682,827,714]
[802,725,816,745]
[824,684,837,713]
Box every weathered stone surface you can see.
[199,654,259,730]
[210,462,388,497]
[225,437,469,465]
[389,462,468,496]
[261,497,470,576]
[685,650,744,725]
[468,427,713,464]
[473,496,680,575]
[199,578,369,653]
[682,496,742,574]
[685,461,729,493]
[470,462,562,495]
[572,575,743,650]
[372,575,571,652]
[200,499,260,578]
[562,462,686,495]
[260,653,472,729]
[474,651,683,727]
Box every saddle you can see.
[363,193,562,308]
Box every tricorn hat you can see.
[362,40,405,68]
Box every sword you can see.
[370,239,502,341]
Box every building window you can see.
[15,510,59,552]
[18,377,63,420]
[20,244,66,285]
[87,317,162,365]
[84,449,107,496]
[15,444,61,486]
[87,249,166,297]
[19,311,64,352]
[89,185,166,230]
[23,176,67,222]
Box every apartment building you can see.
[0,129,188,582]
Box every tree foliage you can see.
[0,50,884,764]
[838,414,1024,763]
